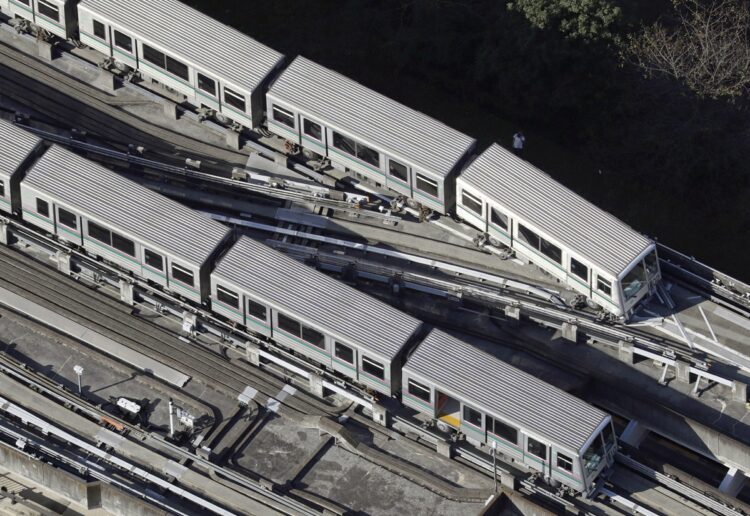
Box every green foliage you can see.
[507,0,622,41]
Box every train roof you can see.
[267,56,476,179]
[404,329,610,454]
[213,236,422,362]
[459,144,653,277]
[78,0,284,94]
[22,145,230,266]
[0,119,42,181]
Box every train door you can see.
[569,256,592,298]
[300,117,327,159]
[435,391,460,430]
[55,205,82,246]
[386,158,412,198]
[524,435,551,478]
[332,341,357,380]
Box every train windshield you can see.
[644,250,660,280]
[622,261,648,302]
[582,434,607,477]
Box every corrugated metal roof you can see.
[459,144,652,277]
[404,329,609,453]
[23,145,230,266]
[0,119,41,180]
[268,56,476,179]
[213,236,422,361]
[78,0,284,93]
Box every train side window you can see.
[277,313,301,338]
[570,257,588,281]
[301,325,325,349]
[142,44,166,68]
[540,238,562,265]
[517,224,540,249]
[36,0,59,22]
[0,180,5,197]
[216,285,239,309]
[415,173,438,197]
[362,356,385,380]
[113,30,132,53]
[16,0,29,4]
[36,198,49,218]
[303,119,322,140]
[334,342,354,364]
[58,208,77,230]
[407,379,431,403]
[488,417,518,444]
[490,208,508,230]
[332,132,356,156]
[246,299,267,321]
[597,276,612,296]
[557,453,574,472]
[112,232,135,257]
[197,73,216,96]
[461,190,483,216]
[272,104,295,128]
[93,19,106,40]
[144,249,163,271]
[87,221,111,244]
[171,263,194,287]
[355,142,380,167]
[463,406,482,427]
[166,56,189,81]
[224,88,246,112]
[388,160,408,182]
[527,437,547,460]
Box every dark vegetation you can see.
[189,0,750,281]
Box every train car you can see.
[0,118,43,216]
[402,329,616,495]
[456,144,660,319]
[76,0,285,129]
[19,145,232,303]
[210,236,423,396]
[0,0,78,40]
[266,56,476,215]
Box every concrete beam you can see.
[719,468,746,497]
[371,403,387,427]
[245,341,260,366]
[308,373,324,398]
[619,420,649,449]
[617,340,634,364]
[119,279,133,306]
[226,130,241,150]
[36,40,54,61]
[561,322,577,342]
[0,219,9,245]
[94,70,117,92]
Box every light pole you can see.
[73,365,84,395]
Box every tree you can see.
[506,0,622,41]
[627,0,750,99]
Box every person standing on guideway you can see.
[512,130,525,155]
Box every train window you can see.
[112,232,135,257]
[334,342,354,364]
[570,257,588,281]
[58,208,77,230]
[37,0,59,22]
[277,313,301,338]
[540,238,562,265]
[356,143,380,167]
[0,180,4,197]
[142,44,166,68]
[171,263,194,287]
[246,299,267,321]
[216,285,239,309]
[302,325,325,349]
[583,439,605,476]
[407,379,431,403]
[517,224,540,250]
[527,437,547,460]
[224,88,246,112]
[303,119,322,140]
[461,190,483,216]
[602,423,615,448]
[93,20,106,40]
[332,132,356,156]
[622,262,647,301]
[197,73,216,96]
[272,104,295,128]
[144,249,163,271]
[596,276,612,296]
[16,0,29,4]
[415,173,438,197]
[362,356,385,380]
[557,453,574,472]
[388,160,408,182]
[463,406,482,427]
[166,56,189,81]
[113,30,132,53]
[644,250,659,277]
[488,417,518,444]
[490,208,508,230]
[36,198,49,218]
[87,221,111,244]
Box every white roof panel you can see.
[459,144,653,276]
[23,145,230,266]
[0,119,41,180]
[79,0,284,93]
[268,56,476,178]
